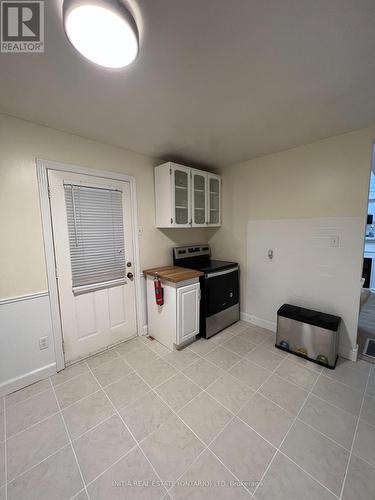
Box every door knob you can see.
[127,272,134,280]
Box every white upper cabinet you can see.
[154,162,221,228]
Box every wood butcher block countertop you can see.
[143,266,203,283]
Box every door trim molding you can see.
[36,159,143,372]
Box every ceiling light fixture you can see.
[63,0,139,69]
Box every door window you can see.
[64,184,126,294]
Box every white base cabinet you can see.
[146,276,200,350]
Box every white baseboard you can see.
[240,312,276,333]
[142,324,148,336]
[0,362,57,398]
[240,311,358,362]
[338,343,358,362]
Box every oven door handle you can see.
[205,266,239,279]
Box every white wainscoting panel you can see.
[0,292,56,397]
[246,217,365,361]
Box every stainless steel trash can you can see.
[276,304,340,369]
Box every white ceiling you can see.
[1,0,375,168]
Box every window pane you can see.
[64,184,126,290]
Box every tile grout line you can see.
[338,363,372,500]
[158,342,293,499]
[84,362,170,499]
[251,370,341,500]
[4,332,369,498]
[49,377,91,500]
[123,359,261,498]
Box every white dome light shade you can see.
[63,0,138,69]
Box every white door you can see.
[191,169,207,227]
[171,164,191,227]
[48,170,137,363]
[177,283,200,344]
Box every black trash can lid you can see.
[277,304,341,331]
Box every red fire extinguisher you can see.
[154,273,164,306]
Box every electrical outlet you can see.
[330,236,340,248]
[39,336,49,350]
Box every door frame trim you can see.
[36,158,143,372]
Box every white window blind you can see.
[64,183,126,295]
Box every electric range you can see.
[173,244,240,338]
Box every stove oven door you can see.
[205,267,239,317]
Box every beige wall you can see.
[210,126,375,355]
[0,114,212,300]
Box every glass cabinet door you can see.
[192,172,206,225]
[174,168,189,225]
[208,176,221,225]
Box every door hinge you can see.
[170,168,172,175]
[171,218,173,224]
[47,186,51,199]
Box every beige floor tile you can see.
[104,372,149,410]
[312,375,363,415]
[361,395,375,426]
[7,446,83,500]
[63,390,114,440]
[163,348,199,370]
[238,393,294,447]
[205,346,242,370]
[91,357,133,387]
[115,337,143,356]
[141,414,204,482]
[6,378,51,407]
[146,340,171,356]
[121,347,159,370]
[7,413,69,481]
[155,373,201,411]
[206,373,254,413]
[281,420,349,496]
[85,349,119,369]
[246,346,284,371]
[178,392,232,444]
[50,362,89,387]
[237,327,272,345]
[260,374,308,415]
[365,371,375,397]
[342,454,375,500]
[182,358,225,389]
[209,329,236,345]
[210,417,275,492]
[287,354,322,373]
[0,486,4,500]
[353,419,375,466]
[120,392,173,442]
[74,415,136,484]
[71,490,89,500]
[171,449,251,499]
[55,372,100,409]
[224,321,249,335]
[6,390,59,437]
[276,359,319,391]
[229,359,271,390]
[135,357,177,387]
[188,337,217,356]
[222,336,256,356]
[255,452,337,500]
[299,394,357,449]
[323,362,368,392]
[88,447,165,499]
